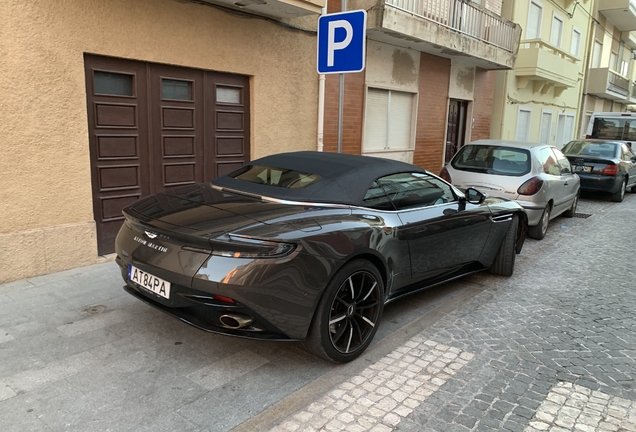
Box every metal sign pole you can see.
[337,0,347,154]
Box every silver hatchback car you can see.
[440,140,580,240]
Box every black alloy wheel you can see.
[304,260,384,362]
[489,215,518,276]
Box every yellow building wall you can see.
[0,0,318,283]
[492,0,592,146]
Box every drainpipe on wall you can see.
[317,2,328,152]
[576,2,595,137]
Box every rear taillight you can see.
[212,235,296,258]
[602,164,618,176]
[517,177,544,196]
[585,134,591,139]
[439,167,452,183]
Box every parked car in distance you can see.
[561,139,636,202]
[440,140,580,240]
[116,151,527,363]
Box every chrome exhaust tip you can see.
[219,314,253,329]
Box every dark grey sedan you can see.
[115,151,527,362]
[562,139,636,202]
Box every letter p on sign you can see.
[317,10,367,74]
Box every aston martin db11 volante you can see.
[116,151,527,362]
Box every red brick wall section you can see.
[413,53,450,172]
[323,69,365,154]
[472,68,495,141]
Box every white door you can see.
[556,114,566,148]
[516,109,531,141]
[539,112,553,144]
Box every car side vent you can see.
[491,214,513,223]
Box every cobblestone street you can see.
[239,193,636,432]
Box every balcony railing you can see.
[386,0,517,52]
[609,71,630,97]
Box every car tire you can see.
[303,260,384,363]
[528,204,551,240]
[563,192,579,218]
[489,215,518,276]
[611,178,626,202]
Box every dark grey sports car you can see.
[115,151,527,362]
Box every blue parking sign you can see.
[317,10,367,74]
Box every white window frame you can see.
[539,110,553,144]
[556,113,575,148]
[516,107,532,142]
[362,86,417,154]
[550,12,564,48]
[526,0,543,40]
[610,52,618,71]
[570,27,582,57]
[592,41,602,69]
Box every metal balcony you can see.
[514,39,579,96]
[368,0,521,70]
[598,0,636,31]
[587,68,630,102]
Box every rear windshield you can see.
[591,117,636,140]
[562,141,618,158]
[230,165,321,188]
[451,145,531,176]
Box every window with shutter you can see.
[564,115,574,144]
[363,88,415,152]
[570,29,581,57]
[526,2,542,39]
[550,15,563,47]
[540,112,552,144]
[592,42,602,68]
[516,109,532,141]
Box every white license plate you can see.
[128,264,171,299]
[573,165,591,173]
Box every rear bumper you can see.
[578,174,622,193]
[117,257,296,341]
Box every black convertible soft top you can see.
[212,151,426,206]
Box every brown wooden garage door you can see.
[84,54,250,255]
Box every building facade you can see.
[578,0,636,137]
[0,0,323,283]
[491,0,593,147]
[322,0,521,170]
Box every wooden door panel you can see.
[150,65,204,190]
[85,55,149,256]
[86,56,250,255]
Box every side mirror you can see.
[465,187,485,204]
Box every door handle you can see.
[564,182,569,186]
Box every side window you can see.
[551,148,571,174]
[362,182,395,211]
[539,147,561,176]
[376,173,456,211]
